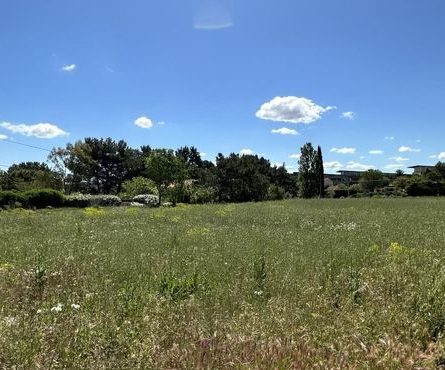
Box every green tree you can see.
[3,162,62,191]
[298,143,318,198]
[315,146,325,198]
[146,149,188,206]
[359,169,389,192]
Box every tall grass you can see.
[1,198,445,368]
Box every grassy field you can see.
[2,199,445,369]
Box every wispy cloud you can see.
[390,156,409,162]
[61,64,76,72]
[330,147,356,154]
[194,0,233,30]
[0,134,8,140]
[289,154,301,159]
[0,122,68,139]
[324,161,342,170]
[256,96,335,124]
[384,136,395,141]
[341,111,356,120]
[134,116,153,129]
[368,150,383,155]
[271,127,299,136]
[399,146,420,153]
[345,161,375,171]
[385,164,404,170]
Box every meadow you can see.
[1,198,445,369]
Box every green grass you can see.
[2,198,445,368]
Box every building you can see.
[324,170,399,186]
[408,165,436,175]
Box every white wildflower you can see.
[50,303,63,313]
[71,303,80,310]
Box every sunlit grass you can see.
[1,198,445,368]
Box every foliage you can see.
[132,194,159,207]
[146,149,188,205]
[23,189,65,209]
[298,143,319,198]
[0,162,62,192]
[0,191,26,208]
[0,189,64,209]
[359,169,389,192]
[216,153,271,202]
[186,184,217,204]
[267,184,286,200]
[119,177,158,199]
[65,194,122,207]
[315,146,325,198]
[406,179,445,196]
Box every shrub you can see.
[65,194,122,207]
[267,185,286,201]
[133,194,159,207]
[120,177,158,199]
[406,180,445,197]
[0,191,26,209]
[23,189,65,208]
[188,186,217,204]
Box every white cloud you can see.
[429,155,437,159]
[194,0,233,30]
[385,164,404,170]
[368,150,383,155]
[0,134,7,140]
[271,127,299,136]
[345,161,375,171]
[134,116,153,129]
[289,154,301,159]
[240,148,254,156]
[0,122,68,139]
[438,152,445,160]
[256,96,335,124]
[330,147,356,154]
[399,146,420,153]
[390,156,409,162]
[200,152,207,158]
[61,64,76,72]
[341,111,356,120]
[385,136,395,141]
[324,161,343,171]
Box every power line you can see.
[0,138,51,152]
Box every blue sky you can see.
[1,0,445,173]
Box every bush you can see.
[0,191,26,209]
[22,189,65,208]
[267,185,286,201]
[133,194,159,207]
[65,194,122,207]
[188,186,217,204]
[120,177,158,200]
[406,181,445,196]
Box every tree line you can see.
[1,137,325,203]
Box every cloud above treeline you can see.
[0,122,68,139]
[271,127,299,136]
[134,116,153,129]
[330,147,356,154]
[256,96,335,124]
[399,146,420,153]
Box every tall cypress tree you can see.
[298,143,317,198]
[315,146,325,198]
